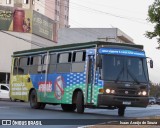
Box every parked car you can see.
[149,97,156,105]
[0,84,9,99]
[156,98,160,105]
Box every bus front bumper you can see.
[97,94,149,107]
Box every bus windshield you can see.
[101,55,149,83]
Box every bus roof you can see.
[13,41,144,57]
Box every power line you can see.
[36,1,108,40]
[37,1,117,37]
[70,2,151,25]
[71,0,146,16]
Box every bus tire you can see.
[10,98,16,102]
[118,107,125,116]
[76,91,84,113]
[61,104,76,112]
[40,103,46,109]
[29,90,41,109]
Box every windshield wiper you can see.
[127,68,140,84]
[115,67,124,83]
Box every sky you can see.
[69,0,160,83]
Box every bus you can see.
[10,41,153,116]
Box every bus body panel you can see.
[30,73,86,104]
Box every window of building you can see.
[6,0,11,4]
[32,0,35,4]
[65,6,67,10]
[58,1,60,6]
[23,0,29,4]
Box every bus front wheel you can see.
[76,91,84,113]
[29,90,41,109]
[118,107,126,116]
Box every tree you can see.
[146,0,160,49]
[149,82,160,97]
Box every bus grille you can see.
[116,88,137,96]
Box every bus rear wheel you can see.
[76,91,84,113]
[29,90,41,109]
[61,104,76,112]
[40,103,46,109]
[118,107,126,116]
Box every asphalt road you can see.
[0,100,160,128]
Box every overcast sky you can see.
[69,0,160,83]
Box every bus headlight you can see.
[142,91,147,96]
[138,92,141,95]
[106,89,111,93]
[111,90,115,94]
[138,91,147,96]
[106,89,115,94]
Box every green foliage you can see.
[146,0,160,46]
[149,83,160,97]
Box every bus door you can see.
[40,53,56,102]
[85,54,95,104]
[40,53,50,99]
[25,56,42,101]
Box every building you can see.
[0,0,69,28]
[58,28,134,45]
[0,0,69,84]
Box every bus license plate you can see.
[123,101,131,105]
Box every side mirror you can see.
[150,60,153,68]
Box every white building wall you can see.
[0,31,55,73]
[0,32,31,72]
[34,0,45,14]
[58,28,134,45]
[0,0,14,7]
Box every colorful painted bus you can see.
[10,41,153,116]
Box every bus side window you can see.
[19,57,28,75]
[57,53,71,73]
[13,58,19,75]
[29,56,42,74]
[72,51,86,72]
[48,54,57,74]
